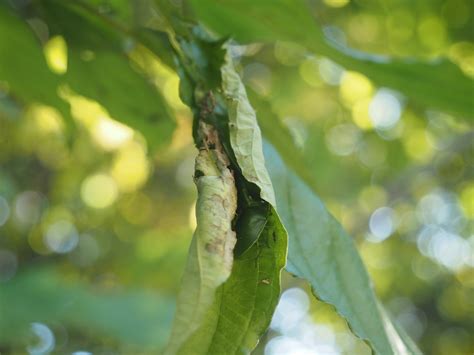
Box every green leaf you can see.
[36,0,176,150]
[0,6,71,124]
[234,203,269,256]
[263,142,420,354]
[190,0,323,46]
[166,36,287,354]
[136,28,176,70]
[190,0,474,118]
[323,44,473,119]
[167,209,286,354]
[0,267,174,349]
[222,55,276,206]
[165,146,238,353]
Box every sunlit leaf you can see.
[190,0,473,118]
[0,6,71,124]
[36,0,175,150]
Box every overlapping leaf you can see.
[0,7,70,123]
[34,0,176,149]
[190,0,473,119]
[263,142,420,354]
[166,146,238,353]
[165,36,287,353]
[222,57,276,207]
[167,209,286,354]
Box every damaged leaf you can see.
[221,56,276,207]
[170,209,286,354]
[165,123,238,354]
[165,34,287,354]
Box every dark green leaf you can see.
[234,203,269,257]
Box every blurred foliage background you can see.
[0,0,472,354]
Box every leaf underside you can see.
[263,142,421,355]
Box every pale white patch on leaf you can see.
[165,134,237,354]
[221,54,276,207]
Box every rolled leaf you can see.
[222,56,276,206]
[166,38,287,354]
[166,128,238,354]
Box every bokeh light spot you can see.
[81,174,118,209]
[274,41,306,66]
[340,71,373,107]
[403,129,434,162]
[270,288,310,333]
[368,207,396,242]
[325,124,360,156]
[459,182,474,218]
[448,42,474,78]
[92,116,134,151]
[351,98,373,130]
[357,137,387,167]
[44,220,79,253]
[28,323,55,355]
[417,16,447,51]
[318,58,344,85]
[268,287,340,354]
[358,185,387,214]
[43,36,67,74]
[348,14,379,44]
[14,191,45,226]
[299,58,323,87]
[111,141,150,192]
[323,0,349,8]
[30,105,64,134]
[416,190,451,225]
[369,89,402,130]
